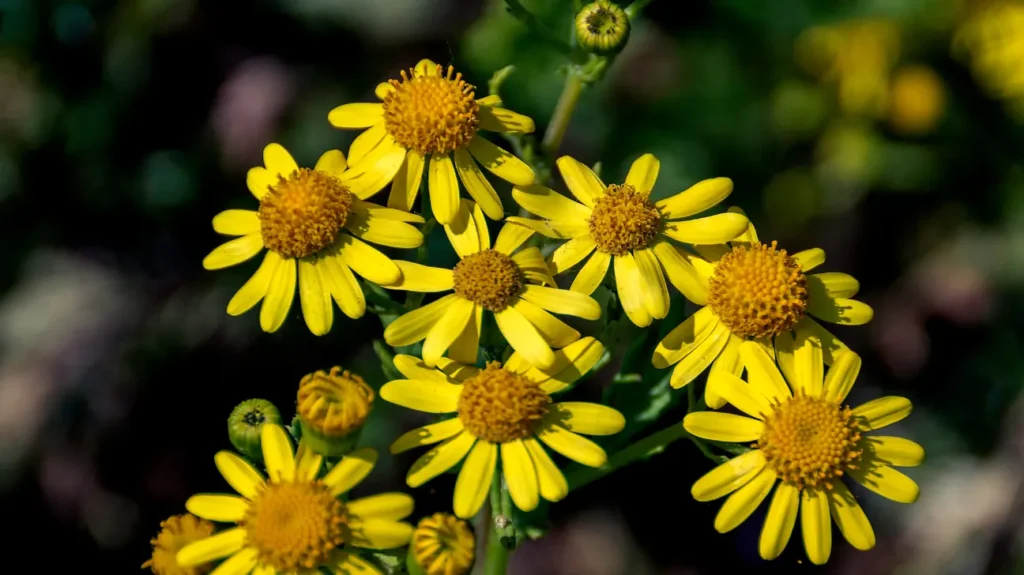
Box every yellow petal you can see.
[797,316,850,365]
[495,306,556,368]
[502,440,540,512]
[849,463,919,503]
[414,59,439,76]
[315,149,347,176]
[213,210,260,236]
[705,335,744,409]
[246,166,275,200]
[852,396,913,430]
[448,304,482,365]
[549,234,597,275]
[714,372,772,419]
[793,248,825,272]
[512,183,592,221]
[776,330,823,397]
[571,251,611,295]
[383,294,457,346]
[494,221,536,255]
[509,247,555,287]
[518,336,606,394]
[691,449,766,501]
[328,103,383,128]
[407,431,476,488]
[655,177,734,219]
[624,153,660,195]
[389,261,454,292]
[319,253,365,319]
[349,122,387,165]
[186,494,248,522]
[392,354,452,382]
[478,106,536,133]
[202,234,264,270]
[738,341,792,402]
[352,519,414,550]
[827,482,876,551]
[345,208,424,250]
[263,143,298,178]
[801,488,832,565]
[355,199,425,223]
[298,258,333,336]
[613,253,653,327]
[808,296,874,325]
[651,239,709,306]
[390,417,465,454]
[668,321,731,389]
[332,551,381,575]
[661,213,750,245]
[511,299,580,348]
[387,148,425,212]
[422,297,475,366]
[454,147,503,220]
[520,284,600,320]
[208,547,257,574]
[259,256,297,332]
[549,402,625,435]
[261,423,295,483]
[652,307,717,368]
[714,467,777,533]
[555,155,604,208]
[808,272,859,299]
[444,198,486,257]
[227,251,281,316]
[341,138,407,200]
[523,438,568,502]
[634,248,670,319]
[453,440,497,519]
[323,447,378,496]
[683,412,764,442]
[295,442,323,481]
[347,493,415,522]
[467,136,535,186]
[379,378,462,413]
[337,235,402,285]
[175,529,246,567]
[759,483,799,561]
[214,451,264,499]
[864,436,925,467]
[475,94,501,106]
[535,423,607,467]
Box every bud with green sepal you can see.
[575,0,631,55]
[296,366,374,458]
[226,398,282,463]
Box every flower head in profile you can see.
[328,59,536,224]
[512,153,749,327]
[382,199,601,369]
[684,341,922,565]
[176,423,414,575]
[651,220,873,403]
[203,144,425,335]
[410,513,475,575]
[380,337,623,519]
[142,514,215,575]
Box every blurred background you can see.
[2,0,1023,572]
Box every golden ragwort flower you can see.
[142,513,215,575]
[411,513,475,575]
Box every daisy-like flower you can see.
[651,221,873,405]
[410,513,475,575]
[176,423,414,575]
[382,199,601,369]
[327,59,536,225]
[142,514,215,575]
[203,143,424,335]
[683,341,922,564]
[380,337,623,519]
[511,153,749,328]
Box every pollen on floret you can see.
[457,363,550,443]
[758,394,864,491]
[297,367,374,439]
[382,64,480,155]
[258,168,354,259]
[142,513,216,575]
[412,512,476,575]
[587,184,661,255]
[706,241,808,339]
[452,249,524,312]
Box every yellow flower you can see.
[411,513,475,575]
[380,337,623,518]
[176,423,414,575]
[142,514,215,575]
[203,143,425,335]
[651,221,873,402]
[683,341,922,565]
[297,366,375,457]
[382,199,601,369]
[888,65,946,135]
[327,59,536,225]
[953,1,1024,119]
[511,153,749,328]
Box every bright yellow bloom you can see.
[953,1,1024,119]
[651,221,872,402]
[142,514,215,575]
[683,341,922,565]
[328,59,536,225]
[176,423,414,575]
[511,153,749,328]
[382,199,601,369]
[203,143,425,335]
[411,513,475,575]
[380,337,623,518]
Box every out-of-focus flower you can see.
[142,514,215,575]
[888,65,946,135]
[211,57,296,169]
[953,1,1024,119]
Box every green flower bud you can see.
[575,1,630,54]
[296,367,374,458]
[227,399,282,462]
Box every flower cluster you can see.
[150,18,923,567]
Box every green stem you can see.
[625,0,655,18]
[484,473,510,575]
[541,70,584,155]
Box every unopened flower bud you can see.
[576,1,630,54]
[297,366,374,457]
[227,398,282,463]
[408,513,476,575]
